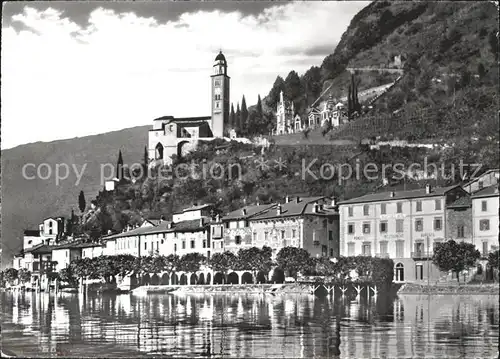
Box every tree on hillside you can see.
[266,76,286,110]
[256,94,263,117]
[241,95,248,135]
[302,66,323,106]
[432,240,480,282]
[284,70,303,104]
[78,191,86,214]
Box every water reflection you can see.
[1,291,498,358]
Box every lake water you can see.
[1,291,498,358]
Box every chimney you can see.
[160,215,166,222]
[426,184,431,194]
[216,213,221,222]
[200,218,205,227]
[242,208,247,216]
[285,196,290,203]
[390,191,395,198]
[331,197,337,207]
[166,222,172,229]
[107,230,112,235]
[277,204,282,215]
[296,196,301,203]
[313,202,319,213]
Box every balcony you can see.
[411,251,432,259]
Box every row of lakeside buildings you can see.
[12,169,499,285]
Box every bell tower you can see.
[211,51,230,138]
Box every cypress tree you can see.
[117,150,124,180]
[235,103,241,132]
[241,95,248,135]
[230,103,236,128]
[78,191,86,214]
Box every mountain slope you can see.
[1,126,148,266]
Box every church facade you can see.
[148,51,230,165]
[274,91,301,135]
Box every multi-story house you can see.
[463,168,499,194]
[22,244,57,286]
[210,203,277,254]
[249,196,340,259]
[338,184,469,282]
[81,242,104,259]
[472,186,499,258]
[38,217,65,242]
[51,241,84,272]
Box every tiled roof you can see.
[338,185,460,205]
[463,169,499,188]
[53,240,102,249]
[447,196,471,208]
[174,203,213,214]
[24,230,40,237]
[222,204,277,221]
[251,197,328,220]
[25,244,54,254]
[472,186,499,199]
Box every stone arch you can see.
[206,273,212,285]
[198,273,205,285]
[227,272,239,285]
[190,273,198,285]
[395,263,404,282]
[177,140,191,158]
[151,274,160,285]
[171,273,179,285]
[256,271,267,284]
[161,273,170,285]
[141,273,151,286]
[180,273,188,285]
[241,272,253,284]
[270,268,285,284]
[155,143,164,160]
[213,272,225,285]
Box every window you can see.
[203,240,207,249]
[478,181,484,190]
[329,230,333,241]
[348,206,354,217]
[363,205,370,216]
[348,223,355,235]
[397,202,403,213]
[416,201,422,212]
[225,222,230,229]
[253,232,257,242]
[415,219,423,232]
[174,243,177,252]
[182,241,186,249]
[330,248,334,257]
[235,236,241,245]
[380,241,388,255]
[396,219,404,233]
[380,221,388,233]
[49,229,53,235]
[49,221,53,227]
[480,219,490,231]
[481,201,487,212]
[348,243,355,256]
[363,223,371,234]
[292,229,296,238]
[144,242,147,250]
[264,232,268,241]
[434,217,442,231]
[396,241,404,258]
[362,243,371,256]
[65,251,68,258]
[435,199,441,210]
[212,242,216,249]
[191,240,195,249]
[482,241,488,255]
[381,203,386,215]
[281,230,285,239]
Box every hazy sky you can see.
[1,1,369,149]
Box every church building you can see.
[148,51,230,165]
[274,91,301,135]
